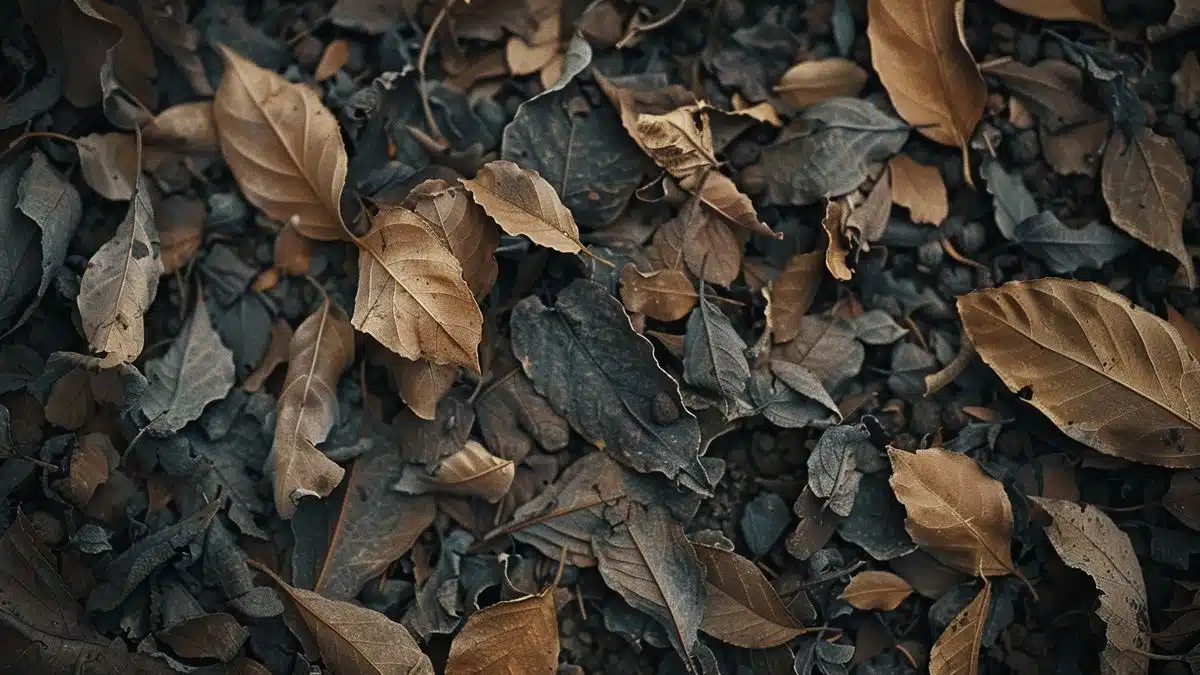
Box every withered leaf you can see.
[749,368,840,430]
[78,171,162,366]
[683,291,751,417]
[1166,305,1200,358]
[1100,128,1196,287]
[888,155,949,226]
[57,432,110,508]
[595,504,707,664]
[351,207,484,372]
[774,58,869,108]
[928,581,991,675]
[274,224,312,276]
[140,295,235,436]
[213,46,348,240]
[1165,470,1200,531]
[619,263,697,322]
[512,280,708,491]
[394,394,475,464]
[807,424,869,516]
[840,570,914,611]
[476,350,570,461]
[251,561,435,675]
[651,197,744,287]
[994,0,1108,27]
[388,355,457,421]
[982,58,1100,133]
[244,319,293,393]
[462,159,588,255]
[393,439,515,503]
[1011,212,1135,274]
[766,361,841,423]
[868,0,984,152]
[1032,498,1150,675]
[158,613,248,662]
[269,296,354,519]
[144,101,219,154]
[770,251,825,343]
[445,586,559,675]
[405,180,500,300]
[693,543,804,648]
[156,195,205,275]
[78,132,137,201]
[958,279,1200,466]
[773,314,864,392]
[888,447,1017,577]
[18,0,122,108]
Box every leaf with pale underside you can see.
[269,296,354,519]
[140,295,234,436]
[929,581,991,675]
[888,447,1017,577]
[352,207,484,372]
[619,264,696,322]
[807,424,866,517]
[1032,498,1150,675]
[770,251,825,343]
[393,439,515,503]
[839,570,914,611]
[774,58,869,108]
[958,278,1200,467]
[250,561,434,675]
[212,46,348,241]
[994,0,1108,27]
[889,155,949,225]
[445,586,559,675]
[693,543,805,648]
[78,132,137,201]
[462,160,587,256]
[405,179,500,300]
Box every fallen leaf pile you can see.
[1,0,1199,673]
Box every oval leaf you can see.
[462,160,586,255]
[888,154,949,225]
[694,543,804,648]
[619,264,697,322]
[445,589,559,675]
[405,180,500,300]
[839,570,914,611]
[774,58,869,108]
[929,581,991,675]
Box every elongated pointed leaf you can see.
[929,582,991,675]
[693,543,804,648]
[683,291,751,416]
[141,295,234,436]
[462,160,586,255]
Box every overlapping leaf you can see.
[140,295,234,436]
[929,581,991,675]
[694,543,805,648]
[445,585,559,675]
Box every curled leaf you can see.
[393,440,515,503]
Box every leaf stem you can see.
[418,0,455,143]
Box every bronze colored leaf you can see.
[1032,498,1150,675]
[770,251,825,344]
[958,278,1200,467]
[887,446,1017,577]
[58,432,111,509]
[1166,305,1200,357]
[888,155,949,225]
[445,587,558,675]
[78,132,137,201]
[821,198,853,281]
[867,0,985,152]
[693,543,805,648]
[393,440,515,503]
[156,195,205,275]
[619,263,697,322]
[462,159,587,255]
[405,179,500,300]
[994,0,1108,27]
[635,107,719,182]
[929,581,991,675]
[269,296,354,519]
[144,101,218,154]
[274,224,313,276]
[250,561,435,675]
[351,207,484,372]
[839,570,914,611]
[212,46,348,241]
[244,319,293,393]
[158,613,248,662]
[1101,128,1195,287]
[774,58,869,108]
[315,39,350,81]
[387,355,457,421]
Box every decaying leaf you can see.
[213,46,348,240]
[1032,498,1150,675]
[840,570,914,611]
[619,263,697,322]
[445,583,559,675]
[821,199,854,281]
[888,446,1017,577]
[405,179,500,300]
[269,296,354,519]
[889,155,949,225]
[393,440,515,503]
[958,279,1200,467]
[929,581,991,675]
[994,0,1109,27]
[462,160,589,255]
[693,543,805,648]
[774,58,869,108]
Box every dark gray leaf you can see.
[395,394,474,464]
[769,361,841,419]
[0,345,43,394]
[837,473,916,561]
[808,425,871,517]
[887,342,938,399]
[0,153,39,334]
[1012,212,1136,273]
[602,595,671,649]
[795,635,856,675]
[740,491,791,557]
[982,159,1038,241]
[213,291,274,377]
[595,504,707,664]
[684,292,752,418]
[31,351,149,413]
[761,98,909,206]
[72,523,113,555]
[403,528,470,640]
[853,309,909,345]
[183,423,270,539]
[511,280,708,493]
[749,370,840,429]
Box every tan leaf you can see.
[839,570,914,611]
[144,102,218,154]
[405,179,500,300]
[929,581,991,675]
[693,543,805,648]
[684,169,777,238]
[244,319,293,393]
[462,160,587,255]
[269,296,354,519]
[619,263,697,321]
[1175,52,1200,114]
[505,5,560,76]
[1101,128,1196,287]
[1032,498,1150,675]
[774,58,870,108]
[445,588,558,675]
[635,107,719,181]
[78,133,137,201]
[845,170,892,244]
[274,224,313,276]
[386,355,457,421]
[249,561,434,675]
[393,440,515,503]
[958,278,1200,467]
[1166,305,1200,358]
[889,155,949,225]
[351,207,484,372]
[770,251,825,344]
[1041,119,1109,178]
[649,199,742,286]
[868,0,985,153]
[888,446,1017,576]
[57,432,112,509]
[156,195,205,274]
[994,0,1108,27]
[821,199,853,281]
[314,39,350,82]
[213,46,348,241]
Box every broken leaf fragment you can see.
[445,582,559,675]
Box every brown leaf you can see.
[958,278,1200,467]
[774,58,869,108]
[981,59,1100,133]
[1166,305,1200,358]
[462,159,587,255]
[158,613,248,662]
[315,39,350,81]
[770,251,825,343]
[1041,119,1109,178]
[929,581,991,675]
[144,101,219,154]
[1175,52,1200,113]
[155,195,205,274]
[868,0,985,153]
[821,198,854,281]
[888,155,949,225]
[387,355,457,421]
[275,224,313,276]
[651,198,743,287]
[994,0,1109,27]
[78,132,137,201]
[213,46,348,240]
[445,587,559,675]
[269,296,354,519]
[1032,498,1150,675]
[244,319,293,392]
[888,446,1017,577]
[504,4,560,76]
[250,560,435,675]
[693,543,805,648]
[619,263,697,322]
[475,348,570,461]
[845,170,892,244]
[1101,128,1196,287]
[405,179,500,300]
[19,0,121,108]
[839,570,914,611]
[57,432,111,509]
[393,440,516,503]
[351,207,484,372]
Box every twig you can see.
[418,0,457,143]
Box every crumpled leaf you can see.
[807,424,869,516]
[351,207,484,372]
[929,581,991,675]
[213,46,347,240]
[511,280,709,492]
[393,440,515,503]
[475,347,569,461]
[888,447,1017,577]
[683,291,751,418]
[995,0,1108,27]
[839,570,914,611]
[693,543,804,648]
[619,264,697,322]
[958,278,1200,467]
[405,179,499,300]
[140,295,235,436]
[774,58,869,108]
[1032,498,1150,675]
[1011,212,1135,274]
[445,584,559,675]
[888,155,949,226]
[462,159,589,255]
[269,296,354,519]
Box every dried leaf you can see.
[244,319,293,392]
[888,155,949,225]
[651,198,744,287]
[269,296,354,519]
[58,432,110,508]
[982,59,1100,133]
[694,543,804,648]
[1165,469,1200,531]
[994,0,1108,27]
[156,195,205,274]
[144,101,218,153]
[158,613,248,662]
[928,581,991,675]
[78,132,137,201]
[845,170,892,244]
[958,278,1200,467]
[445,587,558,675]
[888,446,1017,576]
[462,159,587,255]
[683,292,751,416]
[770,251,825,343]
[774,58,869,108]
[1100,128,1196,287]
[405,180,500,300]
[394,440,515,503]
[1041,119,1110,178]
[351,207,484,372]
[251,561,435,675]
[840,570,914,611]
[315,39,350,81]
[808,424,869,516]
[619,264,697,322]
[1032,498,1150,675]
[274,225,312,276]
[389,356,457,421]
[213,46,348,240]
[1011,212,1135,274]
[140,295,234,436]
[1166,305,1200,358]
[982,158,1038,241]
[822,199,854,281]
[773,315,864,392]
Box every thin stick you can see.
[418,0,456,143]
